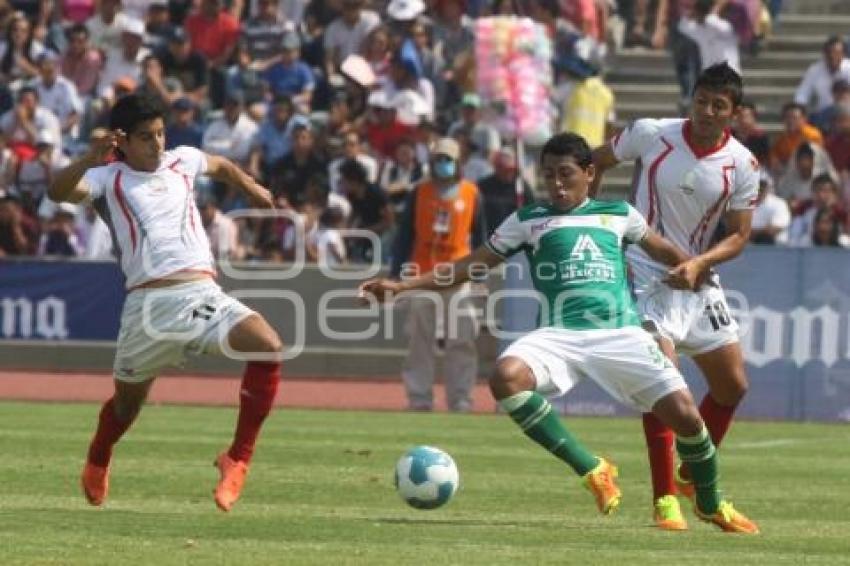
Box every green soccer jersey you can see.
[485,199,649,331]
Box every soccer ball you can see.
[394,445,459,510]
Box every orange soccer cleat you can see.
[696,500,760,534]
[81,462,110,506]
[582,458,622,515]
[213,452,250,512]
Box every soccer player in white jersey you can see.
[49,93,281,512]
[359,133,758,533]
[591,63,760,530]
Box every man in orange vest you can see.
[390,137,487,412]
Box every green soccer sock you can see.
[500,391,600,476]
[676,425,721,514]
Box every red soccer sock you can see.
[642,412,676,500]
[680,394,738,481]
[87,398,135,468]
[228,361,281,463]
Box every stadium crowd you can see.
[0,0,848,262]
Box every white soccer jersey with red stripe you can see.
[82,146,214,289]
[611,118,759,285]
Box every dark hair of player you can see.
[109,93,166,137]
[540,132,593,169]
[693,62,744,107]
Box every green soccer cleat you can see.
[653,494,688,531]
[582,458,622,515]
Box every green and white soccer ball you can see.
[394,445,459,510]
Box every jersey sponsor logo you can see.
[557,233,616,284]
[529,206,549,214]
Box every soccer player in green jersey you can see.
[359,132,758,533]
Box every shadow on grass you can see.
[368,516,637,530]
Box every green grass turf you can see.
[0,402,849,565]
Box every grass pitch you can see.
[0,401,848,565]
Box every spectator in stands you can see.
[145,1,176,51]
[0,190,38,256]
[384,44,436,123]
[338,158,394,262]
[307,205,348,266]
[825,104,850,189]
[225,42,270,118]
[770,102,824,174]
[390,137,486,412]
[241,0,294,66]
[750,171,790,245]
[385,0,426,48]
[138,54,183,109]
[795,36,850,114]
[85,0,127,64]
[678,0,740,74]
[811,79,850,136]
[556,57,615,149]
[807,208,850,248]
[650,0,702,112]
[165,97,203,150]
[0,13,46,86]
[776,142,838,210]
[379,137,426,216]
[0,86,61,162]
[271,121,327,208]
[201,92,259,171]
[324,0,380,79]
[329,130,378,193]
[13,130,67,217]
[262,30,315,110]
[60,24,103,102]
[454,127,492,183]
[478,147,535,230]
[361,25,392,86]
[788,174,847,246]
[447,93,499,160]
[0,132,15,188]
[34,51,82,141]
[97,17,149,104]
[364,89,413,159]
[199,194,244,260]
[38,201,84,257]
[185,0,241,108]
[157,28,208,106]
[249,95,297,182]
[733,100,770,164]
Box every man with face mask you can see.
[390,137,487,412]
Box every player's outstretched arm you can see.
[205,154,275,209]
[589,143,620,198]
[639,229,691,270]
[49,128,122,203]
[359,246,505,303]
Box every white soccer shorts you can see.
[636,273,739,357]
[113,279,255,383]
[499,326,687,412]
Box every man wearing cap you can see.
[262,31,315,109]
[157,28,209,105]
[365,89,414,159]
[34,52,83,139]
[166,98,203,149]
[448,93,500,160]
[97,17,150,102]
[390,137,487,412]
[85,0,128,64]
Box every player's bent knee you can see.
[710,373,748,406]
[489,357,535,400]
